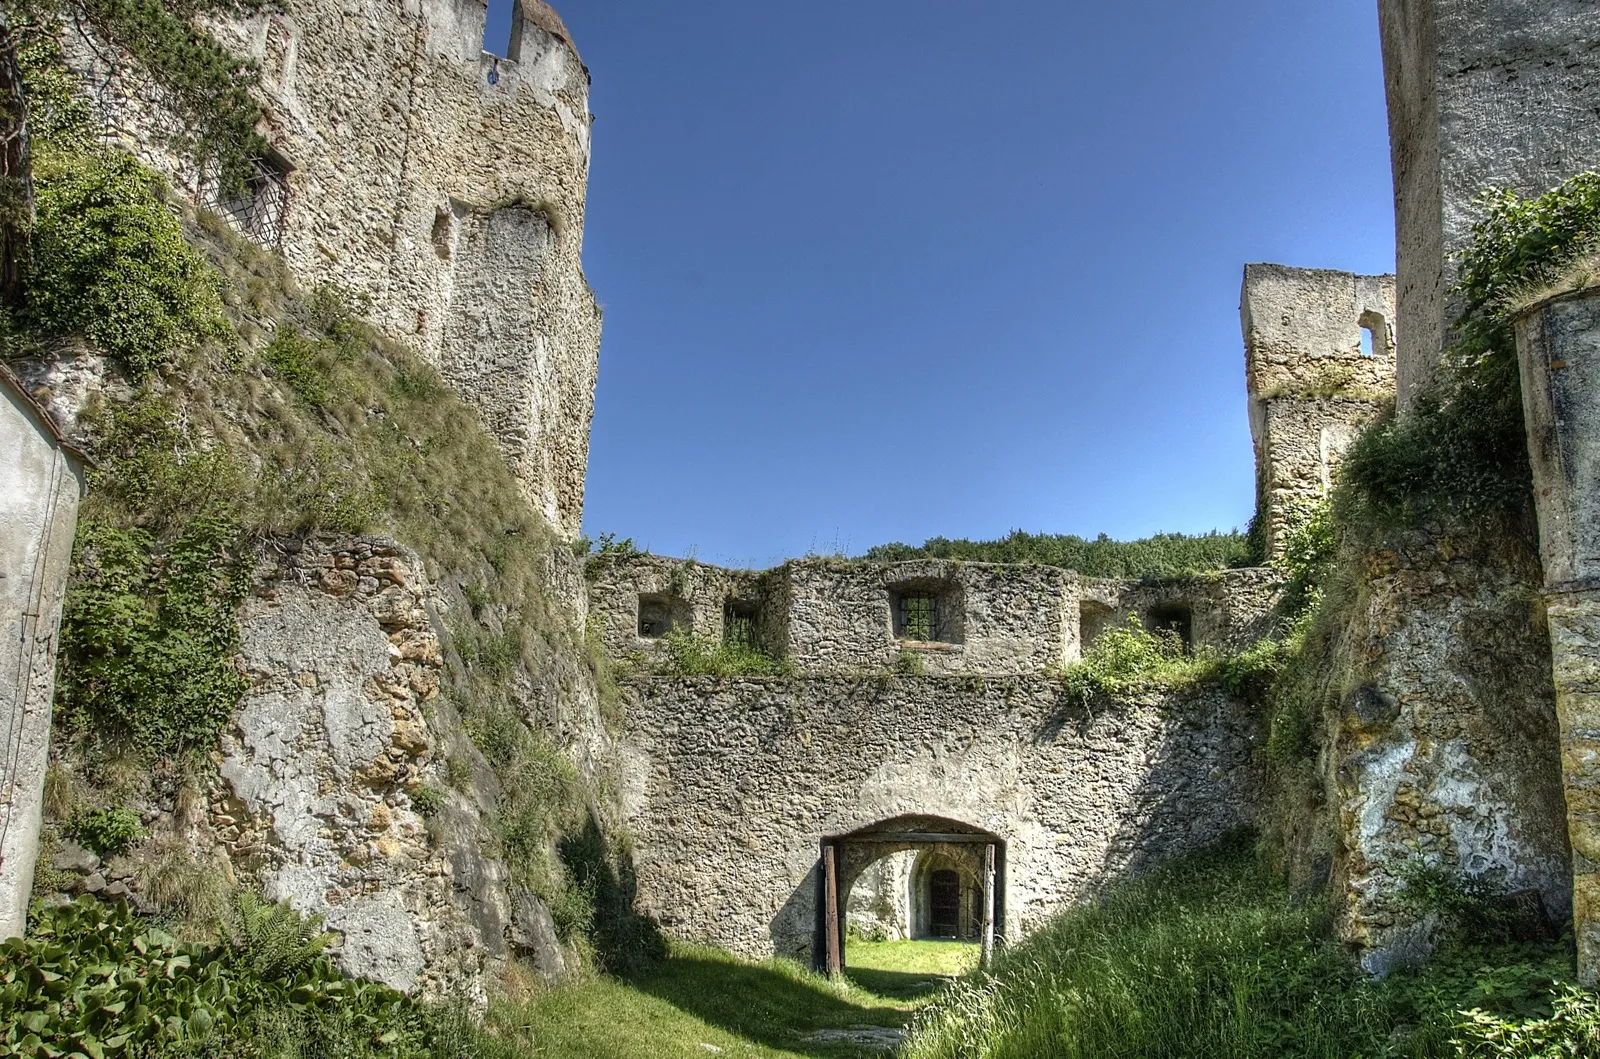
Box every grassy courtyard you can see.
[476,940,973,1058]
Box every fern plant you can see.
[230,892,330,980]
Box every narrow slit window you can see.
[1360,325,1376,358]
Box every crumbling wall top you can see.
[1241,264,1397,403]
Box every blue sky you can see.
[487,1,1395,569]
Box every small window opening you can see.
[890,579,963,644]
[1147,603,1193,653]
[1358,310,1389,359]
[482,0,514,57]
[899,594,938,642]
[1079,600,1115,648]
[637,594,688,639]
[210,152,292,248]
[724,601,758,648]
[431,209,454,260]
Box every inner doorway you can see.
[817,815,1006,976]
[929,869,961,938]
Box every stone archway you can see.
[816,815,1005,975]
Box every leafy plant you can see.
[408,786,444,819]
[1059,616,1214,706]
[864,529,1253,578]
[64,806,143,856]
[16,146,231,373]
[55,516,252,758]
[0,894,491,1058]
[229,893,330,980]
[1454,986,1600,1057]
[655,628,791,678]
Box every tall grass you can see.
[902,835,1573,1059]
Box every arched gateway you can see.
[599,552,1275,966]
[820,816,1005,973]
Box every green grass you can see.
[486,944,914,1058]
[901,834,1577,1059]
[844,940,980,1001]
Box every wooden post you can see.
[823,844,842,976]
[980,843,996,969]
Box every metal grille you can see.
[900,594,938,641]
[724,605,757,648]
[212,158,289,247]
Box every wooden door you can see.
[930,869,960,938]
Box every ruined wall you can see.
[32,535,579,996]
[0,373,83,938]
[1378,0,1600,410]
[1241,264,1397,558]
[1515,286,1600,982]
[1321,529,1569,973]
[62,0,600,537]
[588,555,1279,675]
[617,677,1263,962]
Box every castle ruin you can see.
[4,0,1600,996]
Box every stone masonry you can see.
[588,553,1280,676]
[1241,264,1397,559]
[61,0,600,538]
[617,677,1262,962]
[1515,287,1600,983]
[1379,0,1600,411]
[591,554,1279,963]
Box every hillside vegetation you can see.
[862,529,1253,578]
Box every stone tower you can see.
[1379,0,1600,411]
[66,0,602,538]
[1241,264,1396,558]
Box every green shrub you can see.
[0,894,522,1059]
[1455,987,1600,1057]
[864,529,1253,578]
[408,786,444,819]
[1273,495,1337,614]
[23,147,230,375]
[1341,172,1600,530]
[656,629,791,678]
[56,517,251,758]
[64,806,143,856]
[1058,616,1215,705]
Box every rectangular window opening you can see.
[1359,325,1376,358]
[209,153,291,248]
[900,594,939,642]
[724,603,757,649]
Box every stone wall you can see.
[61,0,600,538]
[0,371,84,938]
[588,554,1280,675]
[617,676,1263,962]
[1240,264,1397,558]
[1515,286,1600,982]
[1321,529,1569,973]
[28,535,576,997]
[1378,0,1600,410]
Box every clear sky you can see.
[485,1,1396,569]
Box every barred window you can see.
[724,602,757,648]
[211,153,292,248]
[898,594,939,642]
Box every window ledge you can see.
[898,639,962,652]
